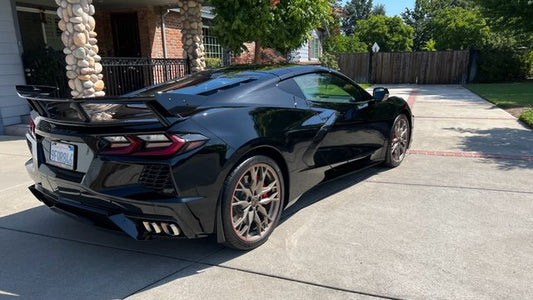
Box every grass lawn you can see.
[521,109,533,126]
[465,82,533,128]
[359,83,371,89]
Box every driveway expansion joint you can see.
[408,150,533,161]
[366,180,533,195]
[203,263,406,300]
[0,226,403,300]
[0,152,30,157]
[123,246,226,299]
[415,116,517,121]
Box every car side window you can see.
[293,73,369,104]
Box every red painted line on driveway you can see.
[416,101,489,105]
[407,89,417,108]
[408,149,533,161]
[416,116,517,120]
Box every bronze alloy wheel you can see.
[222,156,283,250]
[385,114,410,167]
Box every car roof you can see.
[215,64,332,80]
[129,65,335,98]
[128,64,362,111]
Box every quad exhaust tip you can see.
[142,221,180,236]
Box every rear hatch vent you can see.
[138,165,175,194]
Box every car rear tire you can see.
[384,114,410,168]
[221,155,284,250]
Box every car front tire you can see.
[384,114,410,167]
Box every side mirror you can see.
[373,87,389,102]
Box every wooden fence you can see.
[337,50,474,84]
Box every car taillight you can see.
[100,134,205,157]
[137,134,174,148]
[134,134,185,156]
[29,119,36,137]
[101,136,142,155]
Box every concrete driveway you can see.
[0,85,532,299]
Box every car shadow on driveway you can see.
[444,127,533,170]
[282,165,381,222]
[0,165,384,299]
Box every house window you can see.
[202,27,225,60]
[43,13,63,50]
[17,7,63,52]
[309,37,321,60]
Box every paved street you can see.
[0,85,532,299]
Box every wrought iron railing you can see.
[100,57,190,96]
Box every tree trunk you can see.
[254,40,262,64]
[283,50,290,63]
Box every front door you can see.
[111,13,141,57]
[110,13,143,95]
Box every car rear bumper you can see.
[24,129,223,240]
[26,162,208,240]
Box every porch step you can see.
[4,124,28,137]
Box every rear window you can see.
[133,72,257,97]
[42,102,157,123]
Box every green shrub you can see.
[323,35,367,54]
[475,49,531,82]
[320,52,339,70]
[422,39,437,52]
[204,58,223,69]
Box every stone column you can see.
[56,0,105,98]
[178,0,205,72]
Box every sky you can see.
[342,0,415,17]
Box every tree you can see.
[401,0,473,51]
[422,39,437,51]
[342,0,373,35]
[371,4,386,16]
[211,0,273,63]
[355,15,414,52]
[401,0,431,51]
[430,7,490,50]
[324,1,366,54]
[425,0,471,11]
[471,0,533,34]
[325,0,344,38]
[324,35,367,53]
[268,0,332,56]
[211,0,332,64]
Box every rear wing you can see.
[16,85,205,127]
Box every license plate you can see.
[50,142,76,170]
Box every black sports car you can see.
[17,65,413,250]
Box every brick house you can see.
[15,0,209,61]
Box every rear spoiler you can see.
[16,85,207,127]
